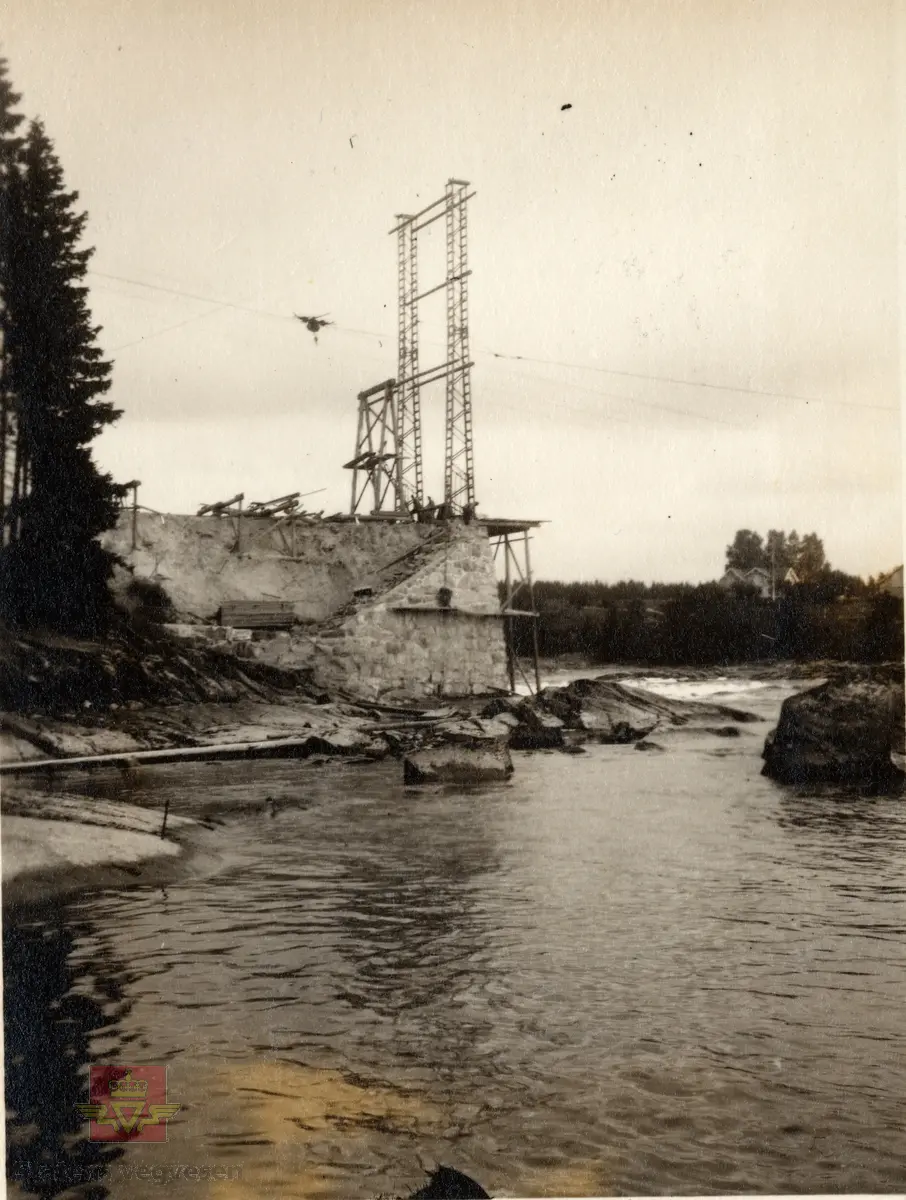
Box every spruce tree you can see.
[0,58,25,523]
[0,91,126,633]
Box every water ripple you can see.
[8,677,906,1197]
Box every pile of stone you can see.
[399,676,762,783]
[479,677,758,751]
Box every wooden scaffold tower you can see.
[348,179,476,517]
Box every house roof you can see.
[878,565,904,593]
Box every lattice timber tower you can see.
[347,179,476,517]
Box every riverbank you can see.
[4,643,901,909]
[0,662,764,907]
[2,789,199,907]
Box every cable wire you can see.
[87,268,898,415]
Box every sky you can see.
[4,0,903,582]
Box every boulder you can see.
[534,679,660,743]
[487,710,521,730]
[634,739,665,753]
[480,696,526,720]
[508,707,565,750]
[403,742,514,784]
[762,679,906,786]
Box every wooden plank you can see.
[0,734,376,776]
[219,600,295,629]
[219,619,294,630]
[220,601,294,612]
[220,610,291,616]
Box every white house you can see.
[718,566,773,599]
[878,565,904,599]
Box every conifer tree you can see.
[0,73,126,633]
[0,58,25,521]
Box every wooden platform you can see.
[218,600,295,629]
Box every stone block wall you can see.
[314,524,509,699]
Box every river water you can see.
[6,672,906,1198]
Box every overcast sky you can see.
[4,0,903,582]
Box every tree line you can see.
[507,550,902,666]
[1,57,125,633]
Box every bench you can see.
[218,601,296,630]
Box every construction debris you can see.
[244,492,302,518]
[197,493,244,517]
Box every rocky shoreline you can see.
[0,633,770,900]
[3,633,901,785]
[1,670,765,779]
[3,627,902,904]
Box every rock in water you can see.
[408,1165,491,1198]
[403,742,513,784]
[481,695,563,748]
[479,677,757,752]
[762,678,905,786]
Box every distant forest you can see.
[505,576,903,666]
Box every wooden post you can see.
[290,514,296,559]
[0,394,7,540]
[131,481,140,551]
[351,395,365,515]
[504,535,515,693]
[11,435,22,542]
[160,795,171,839]
[374,389,388,515]
[389,382,405,515]
[236,495,243,554]
[524,531,542,694]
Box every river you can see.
[5,671,906,1198]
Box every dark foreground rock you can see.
[762,678,905,786]
[408,1165,490,1198]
